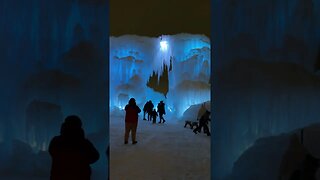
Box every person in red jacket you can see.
[124,98,141,144]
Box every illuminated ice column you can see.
[160,40,168,51]
[158,35,172,66]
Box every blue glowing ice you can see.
[0,1,108,178]
[110,34,211,118]
[160,40,168,51]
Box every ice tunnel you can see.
[109,34,211,119]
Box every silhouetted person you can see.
[49,115,99,180]
[289,153,319,180]
[143,101,148,120]
[193,110,211,136]
[151,109,158,124]
[147,100,154,121]
[157,101,166,123]
[124,98,141,144]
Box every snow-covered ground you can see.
[110,114,211,180]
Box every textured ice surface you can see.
[213,61,320,179]
[229,123,320,180]
[110,34,211,118]
[212,0,320,178]
[0,1,108,178]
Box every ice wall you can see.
[1,0,108,147]
[212,0,320,179]
[230,124,320,180]
[0,0,108,178]
[213,61,320,179]
[213,0,320,71]
[109,34,211,118]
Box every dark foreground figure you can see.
[289,153,319,180]
[49,115,100,180]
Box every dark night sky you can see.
[110,0,210,37]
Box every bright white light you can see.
[160,40,168,51]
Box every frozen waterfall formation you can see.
[212,0,320,179]
[0,0,108,179]
[0,0,108,152]
[110,34,211,118]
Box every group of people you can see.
[48,97,209,179]
[47,99,144,180]
[142,100,166,124]
[123,98,166,145]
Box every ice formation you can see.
[230,123,320,180]
[0,1,108,179]
[212,0,320,179]
[109,34,211,118]
[0,0,211,177]
[213,0,320,71]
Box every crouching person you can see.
[193,110,211,136]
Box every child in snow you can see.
[151,109,158,124]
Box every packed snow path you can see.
[110,116,210,180]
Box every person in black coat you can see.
[49,115,100,180]
[151,109,158,124]
[157,101,166,123]
[143,101,149,120]
[193,110,211,136]
[147,100,154,121]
